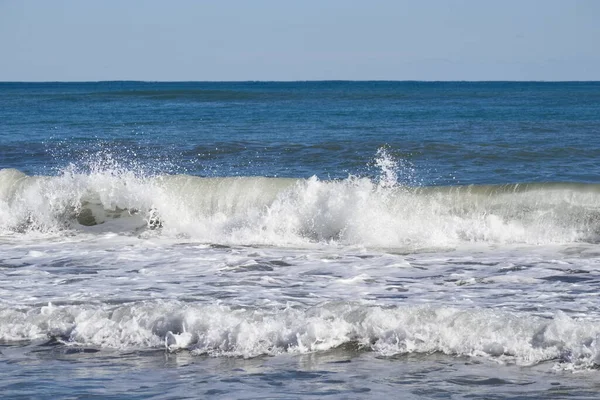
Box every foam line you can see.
[1,302,599,370]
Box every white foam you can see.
[1,301,599,369]
[2,165,600,249]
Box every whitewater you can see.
[2,81,600,398]
[2,157,600,367]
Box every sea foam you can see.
[2,165,600,249]
[1,301,599,370]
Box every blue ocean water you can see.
[2,81,600,399]
[2,81,599,183]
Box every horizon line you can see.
[1,79,599,84]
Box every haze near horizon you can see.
[1,0,599,81]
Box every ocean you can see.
[1,81,600,399]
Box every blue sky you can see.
[1,0,598,81]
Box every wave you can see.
[2,167,600,248]
[1,301,599,370]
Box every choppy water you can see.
[2,81,600,398]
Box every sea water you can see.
[1,81,600,398]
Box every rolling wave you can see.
[1,301,599,370]
[2,167,600,248]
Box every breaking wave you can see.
[1,301,599,370]
[2,165,600,248]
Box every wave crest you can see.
[2,168,600,248]
[2,301,599,370]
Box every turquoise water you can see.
[2,81,600,398]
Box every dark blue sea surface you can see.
[2,81,599,184]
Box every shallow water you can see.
[4,346,600,399]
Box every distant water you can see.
[2,81,600,399]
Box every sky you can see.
[1,0,599,81]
